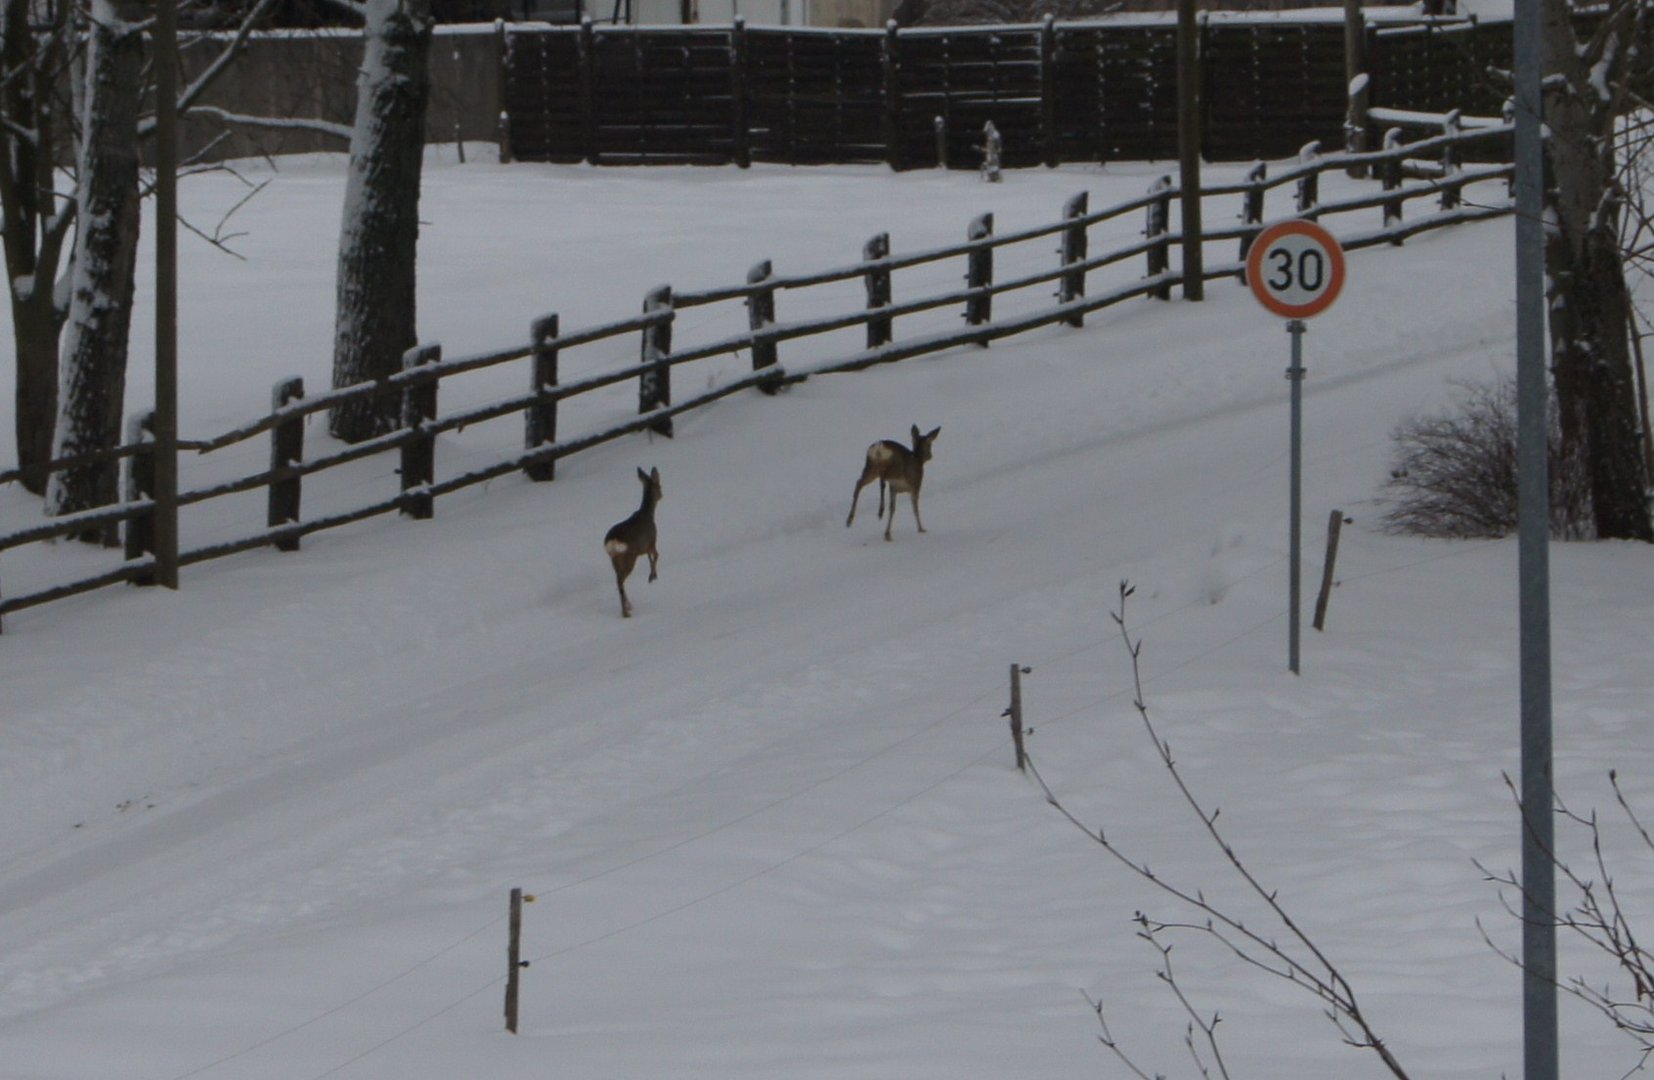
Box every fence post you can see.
[1381,127,1404,243]
[882,21,902,170]
[505,887,534,1033]
[1439,109,1462,210]
[864,233,893,348]
[1175,1,1203,302]
[1039,14,1058,168]
[1343,0,1368,177]
[525,314,560,481]
[269,377,305,550]
[495,19,512,165]
[934,115,947,168]
[1059,191,1088,326]
[1313,509,1346,631]
[400,344,440,520]
[1005,663,1028,771]
[124,410,157,581]
[730,17,751,169]
[1146,175,1173,300]
[1295,140,1320,215]
[966,212,993,333]
[746,261,780,393]
[640,285,674,437]
[578,18,598,164]
[1238,161,1267,268]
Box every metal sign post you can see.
[1247,219,1346,675]
[1287,319,1306,674]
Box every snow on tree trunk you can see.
[44,0,142,543]
[1539,0,1653,542]
[328,0,433,444]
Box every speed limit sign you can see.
[1247,219,1345,676]
[1247,219,1346,319]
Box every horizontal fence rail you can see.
[0,121,1515,628]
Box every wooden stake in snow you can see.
[1313,510,1346,632]
[505,887,534,1033]
[1006,664,1029,772]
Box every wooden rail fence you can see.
[0,120,1514,630]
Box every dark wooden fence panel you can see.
[503,30,584,163]
[503,17,1548,168]
[1367,20,1507,120]
[1204,22,1349,162]
[1048,24,1180,163]
[898,28,1045,168]
[589,28,739,163]
[747,30,885,165]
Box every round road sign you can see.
[1247,219,1346,319]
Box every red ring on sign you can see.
[1247,219,1346,319]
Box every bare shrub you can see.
[1383,377,1593,540]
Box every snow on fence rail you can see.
[0,123,1515,630]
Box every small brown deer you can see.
[846,425,940,541]
[603,466,662,617]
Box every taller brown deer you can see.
[846,425,940,541]
[604,466,662,617]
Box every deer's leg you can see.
[646,544,659,583]
[912,490,926,533]
[847,473,872,526]
[877,479,888,519]
[613,556,635,617]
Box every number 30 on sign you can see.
[1247,219,1346,320]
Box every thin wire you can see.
[192,677,1006,1080]
[309,973,504,1079]
[522,737,1001,969]
[1335,535,1506,585]
[1031,555,1287,678]
[1033,609,1286,736]
[525,678,1009,906]
[301,690,1015,1079]
[169,912,506,1080]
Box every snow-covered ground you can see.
[1,151,1650,1080]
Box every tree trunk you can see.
[1539,0,1653,541]
[328,0,433,443]
[44,0,143,543]
[1,0,75,495]
[1549,226,1653,540]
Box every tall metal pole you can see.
[153,0,180,589]
[1287,319,1305,676]
[1513,0,1557,1070]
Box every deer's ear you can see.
[650,467,660,483]
[926,426,941,441]
[638,467,649,483]
[911,424,922,442]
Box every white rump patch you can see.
[605,539,629,556]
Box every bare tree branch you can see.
[182,104,353,142]
[1477,772,1654,1077]
[1027,581,1412,1079]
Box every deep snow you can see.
[1,150,1651,1080]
